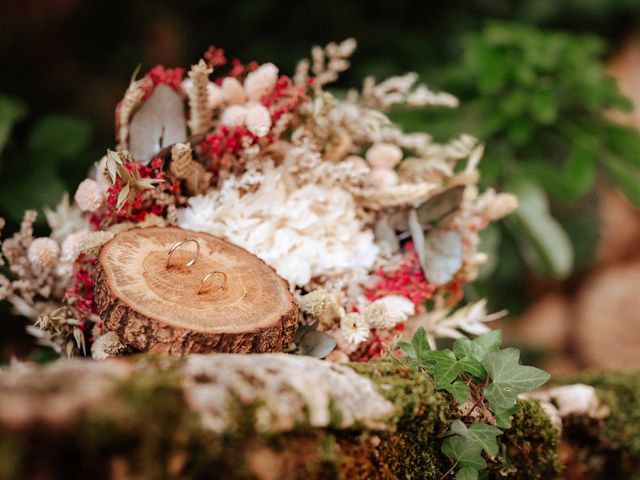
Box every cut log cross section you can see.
[94,227,298,354]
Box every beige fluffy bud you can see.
[28,237,60,271]
[74,179,105,212]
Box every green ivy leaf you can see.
[443,380,469,404]
[449,420,502,457]
[397,341,416,359]
[457,356,486,379]
[453,330,502,363]
[493,406,518,429]
[442,435,486,471]
[412,326,431,360]
[456,466,479,480]
[482,348,551,409]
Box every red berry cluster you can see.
[90,158,179,229]
[65,262,98,320]
[142,65,185,99]
[365,242,436,312]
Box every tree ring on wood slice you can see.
[94,226,298,354]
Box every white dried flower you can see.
[343,156,370,172]
[27,237,60,271]
[365,143,403,169]
[221,77,246,105]
[245,103,272,137]
[178,165,379,287]
[368,169,399,188]
[74,178,105,212]
[363,302,393,328]
[299,289,339,318]
[207,82,225,109]
[375,295,415,322]
[244,63,279,101]
[44,193,89,243]
[220,105,247,128]
[340,312,369,345]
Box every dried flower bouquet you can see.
[0,39,517,361]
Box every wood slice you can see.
[94,227,298,354]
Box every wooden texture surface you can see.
[94,227,298,354]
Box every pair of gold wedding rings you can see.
[166,238,228,295]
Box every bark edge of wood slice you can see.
[94,226,298,354]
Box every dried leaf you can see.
[116,183,131,211]
[128,84,187,165]
[374,214,400,252]
[423,229,463,285]
[298,330,337,359]
[408,209,427,270]
[416,185,465,228]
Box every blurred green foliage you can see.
[394,22,640,314]
[0,99,92,225]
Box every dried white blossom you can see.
[220,105,247,128]
[177,165,379,287]
[44,193,89,243]
[298,289,340,319]
[244,63,279,101]
[74,178,105,212]
[245,103,272,137]
[221,77,246,105]
[340,312,369,345]
[365,143,403,169]
[27,238,60,271]
[368,169,399,188]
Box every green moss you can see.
[489,399,562,479]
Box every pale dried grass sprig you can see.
[187,59,214,135]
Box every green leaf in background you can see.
[28,115,90,159]
[0,95,27,161]
[603,155,640,207]
[508,179,573,278]
[482,348,551,409]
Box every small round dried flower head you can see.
[220,105,247,128]
[368,169,399,188]
[245,103,272,137]
[299,289,339,318]
[207,82,225,109]
[363,301,394,328]
[74,178,105,212]
[343,155,370,173]
[60,231,88,263]
[340,312,370,345]
[221,77,246,105]
[366,143,403,170]
[28,237,60,271]
[244,63,279,101]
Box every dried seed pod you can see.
[187,59,214,135]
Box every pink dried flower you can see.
[365,143,403,169]
[221,77,246,105]
[220,105,247,128]
[74,179,105,212]
[245,103,272,137]
[244,63,279,101]
[368,169,399,188]
[27,237,60,271]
